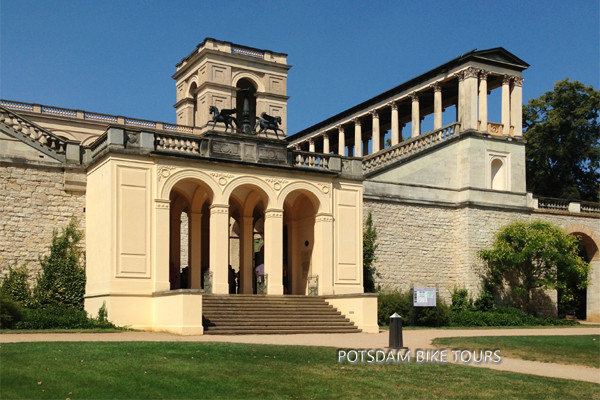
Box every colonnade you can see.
[292,67,524,157]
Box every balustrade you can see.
[155,134,202,154]
[293,150,331,169]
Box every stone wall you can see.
[0,163,86,284]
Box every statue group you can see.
[204,106,284,139]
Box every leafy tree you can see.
[479,220,590,314]
[0,263,32,306]
[523,78,599,201]
[33,217,86,310]
[363,212,378,293]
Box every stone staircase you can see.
[202,295,360,335]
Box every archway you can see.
[189,82,198,126]
[236,78,258,131]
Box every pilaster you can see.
[264,209,284,295]
[153,199,171,292]
[209,204,230,294]
[189,212,202,289]
[313,213,334,295]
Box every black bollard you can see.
[389,313,404,348]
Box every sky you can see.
[1,0,598,135]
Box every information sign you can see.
[413,287,436,307]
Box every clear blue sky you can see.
[1,0,598,135]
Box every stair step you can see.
[203,320,355,327]
[204,328,361,335]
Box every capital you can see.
[352,117,361,126]
[455,70,466,82]
[409,92,419,102]
[463,67,479,79]
[293,144,300,150]
[308,138,314,145]
[512,76,524,87]
[388,101,398,110]
[430,81,442,92]
[321,131,329,139]
[336,124,344,133]
[478,69,490,80]
[369,109,379,118]
[502,74,512,85]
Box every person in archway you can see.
[254,255,264,294]
[228,265,236,294]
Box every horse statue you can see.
[255,113,285,139]
[204,106,238,133]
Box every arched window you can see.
[188,82,198,126]
[236,78,258,129]
[491,158,505,190]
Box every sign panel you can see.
[413,287,436,307]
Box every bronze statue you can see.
[255,113,284,139]
[204,106,238,133]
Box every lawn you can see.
[432,335,600,368]
[2,342,599,399]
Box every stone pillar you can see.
[457,71,465,125]
[511,77,524,137]
[323,132,330,154]
[478,70,489,132]
[312,214,334,295]
[410,92,420,138]
[264,209,284,295]
[371,110,380,152]
[209,204,229,294]
[189,212,202,289]
[462,67,479,131]
[169,212,182,290]
[502,74,511,136]
[390,102,400,145]
[309,138,315,153]
[153,199,171,292]
[337,125,345,156]
[353,118,362,157]
[239,216,254,294]
[432,82,442,130]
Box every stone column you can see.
[371,110,380,152]
[189,212,202,289]
[462,67,479,131]
[511,77,524,137]
[153,199,171,292]
[502,75,511,136]
[264,209,284,295]
[432,82,442,130]
[312,214,334,295]
[239,216,254,294]
[209,204,229,294]
[337,125,345,156]
[169,212,182,290]
[456,71,465,125]
[410,92,420,138]
[322,132,330,154]
[478,70,489,132]
[353,118,362,157]
[309,138,315,153]
[390,102,400,145]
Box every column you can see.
[264,209,284,295]
[501,74,511,136]
[511,77,524,137]
[432,82,442,130]
[209,204,229,294]
[189,212,202,289]
[477,70,489,132]
[410,92,420,138]
[169,212,181,290]
[239,216,254,294]
[457,71,465,125]
[309,138,315,153]
[337,125,345,156]
[153,199,171,292]
[462,67,479,131]
[371,110,380,152]
[322,132,330,154]
[353,118,362,157]
[390,102,399,145]
[312,214,334,295]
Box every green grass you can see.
[1,342,599,399]
[432,335,600,368]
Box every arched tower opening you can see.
[236,78,258,132]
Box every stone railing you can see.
[0,99,194,134]
[231,46,264,59]
[0,105,68,159]
[293,150,331,169]
[155,133,203,155]
[362,122,460,175]
[534,197,600,215]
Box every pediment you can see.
[472,48,530,70]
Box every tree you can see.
[33,217,86,310]
[363,212,378,293]
[479,220,590,314]
[523,78,599,201]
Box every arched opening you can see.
[565,231,599,321]
[283,190,320,295]
[169,178,213,291]
[236,78,258,131]
[491,158,505,190]
[189,82,198,126]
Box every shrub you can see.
[16,305,117,330]
[451,287,473,312]
[0,292,22,329]
[474,287,495,312]
[449,307,578,327]
[363,212,378,293]
[1,263,33,307]
[33,217,86,310]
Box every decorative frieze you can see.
[157,165,176,182]
[209,172,235,186]
[265,178,289,191]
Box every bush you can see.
[451,287,473,312]
[0,293,22,329]
[363,212,377,293]
[474,287,495,312]
[378,290,450,327]
[449,308,578,327]
[1,263,33,307]
[16,305,116,330]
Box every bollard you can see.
[389,313,404,348]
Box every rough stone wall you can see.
[365,198,599,317]
[0,163,86,284]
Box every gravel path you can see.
[2,326,599,384]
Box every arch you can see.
[232,71,265,93]
[188,81,198,126]
[491,158,505,190]
[160,169,222,203]
[222,175,277,210]
[564,224,600,261]
[277,181,330,214]
[81,135,99,146]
